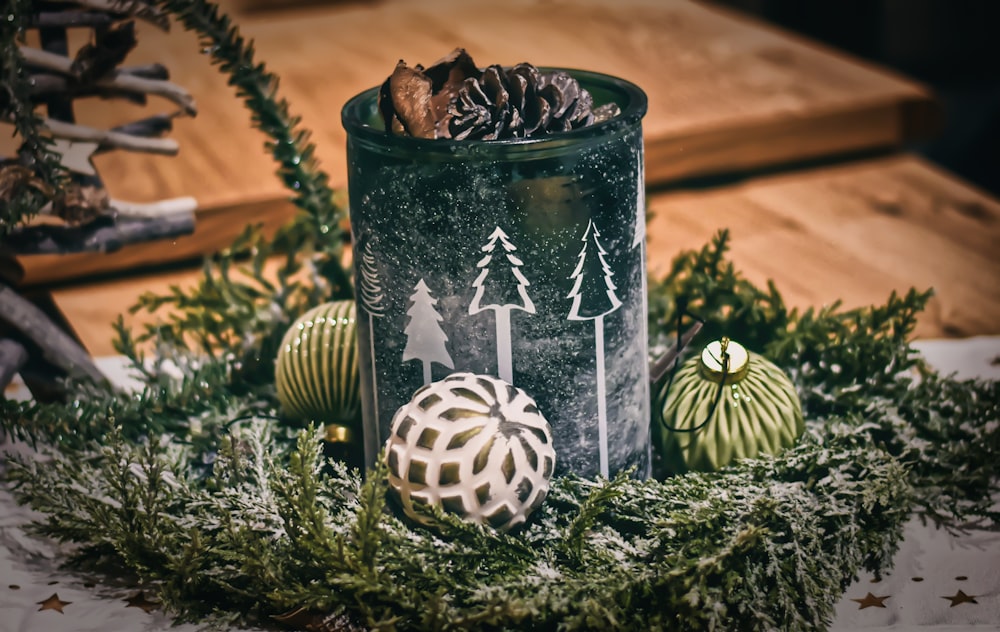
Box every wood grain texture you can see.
[16,0,934,284]
[55,154,999,357]
[645,154,1000,340]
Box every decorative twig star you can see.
[851,592,890,609]
[942,589,978,607]
[124,590,160,613]
[37,592,71,613]
[49,139,99,176]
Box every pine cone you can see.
[378,49,620,140]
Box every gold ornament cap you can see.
[324,423,354,444]
[698,337,750,383]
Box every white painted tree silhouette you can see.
[633,157,646,251]
[468,226,535,383]
[633,158,652,469]
[567,219,622,477]
[358,237,386,442]
[403,278,455,385]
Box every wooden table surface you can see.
[14,0,1000,357]
[18,0,934,286]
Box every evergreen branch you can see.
[648,229,791,358]
[557,472,629,565]
[151,0,353,298]
[1,0,69,232]
[349,454,388,574]
[125,218,337,391]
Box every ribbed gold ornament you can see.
[275,300,361,428]
[654,338,803,475]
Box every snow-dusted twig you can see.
[29,74,169,107]
[110,196,197,219]
[19,46,196,115]
[0,285,106,385]
[649,320,705,384]
[117,63,170,80]
[34,193,194,220]
[3,212,195,255]
[108,113,176,138]
[40,118,180,155]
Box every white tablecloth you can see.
[2,340,998,631]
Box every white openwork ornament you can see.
[384,372,556,532]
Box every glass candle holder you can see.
[341,69,649,479]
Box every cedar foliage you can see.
[3,230,996,630]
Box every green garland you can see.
[2,233,997,630]
[1,2,998,630]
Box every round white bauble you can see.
[384,372,556,533]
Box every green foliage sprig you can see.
[107,0,359,390]
[124,216,341,390]
[0,0,69,232]
[150,0,349,272]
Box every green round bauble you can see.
[654,338,804,475]
[275,300,360,425]
[384,373,556,533]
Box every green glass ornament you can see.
[384,373,556,533]
[275,300,361,434]
[654,338,804,475]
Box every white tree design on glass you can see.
[567,219,622,478]
[358,237,386,443]
[632,156,646,251]
[633,157,652,467]
[403,278,455,385]
[468,226,536,383]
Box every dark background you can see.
[707,0,1000,196]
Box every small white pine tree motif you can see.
[468,226,535,383]
[358,237,386,443]
[359,238,386,318]
[568,219,621,321]
[567,219,622,477]
[403,278,455,385]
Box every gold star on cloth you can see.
[942,589,978,607]
[50,139,99,176]
[36,592,71,613]
[124,590,160,613]
[851,592,890,609]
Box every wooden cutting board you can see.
[17,0,934,285]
